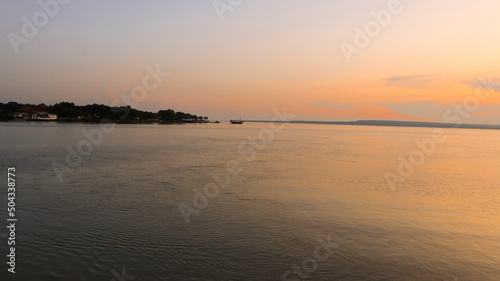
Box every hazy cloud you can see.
[462,78,500,91]
[384,75,436,89]
[307,102,356,111]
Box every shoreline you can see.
[244,120,500,131]
[2,118,499,130]
[0,118,220,125]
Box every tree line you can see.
[0,101,205,123]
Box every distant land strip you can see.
[245,120,500,130]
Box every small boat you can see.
[230,119,244,124]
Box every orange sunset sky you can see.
[1,0,499,124]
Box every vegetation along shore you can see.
[0,102,210,124]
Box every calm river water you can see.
[0,122,499,280]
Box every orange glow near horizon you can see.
[1,1,500,124]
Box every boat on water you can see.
[230,119,244,124]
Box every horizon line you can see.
[243,119,500,130]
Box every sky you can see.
[1,0,499,124]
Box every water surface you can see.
[0,122,498,280]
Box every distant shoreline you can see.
[0,119,217,125]
[3,118,499,130]
[245,120,500,130]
